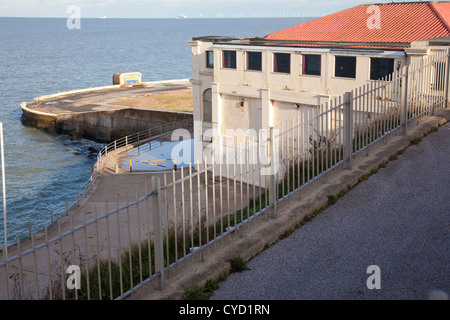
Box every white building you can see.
[188,2,450,174]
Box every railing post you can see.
[0,122,7,261]
[151,176,164,291]
[400,65,409,134]
[343,91,353,170]
[443,48,450,109]
[269,127,277,218]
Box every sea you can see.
[0,16,311,245]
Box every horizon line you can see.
[0,16,324,19]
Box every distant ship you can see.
[99,15,107,19]
[176,15,187,19]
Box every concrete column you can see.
[211,83,221,135]
[261,88,273,130]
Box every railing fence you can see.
[1,119,192,245]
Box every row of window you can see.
[206,50,395,80]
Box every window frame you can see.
[206,50,214,69]
[222,50,237,69]
[302,54,321,76]
[334,55,357,79]
[370,57,395,81]
[273,52,291,74]
[246,51,262,72]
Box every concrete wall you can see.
[21,107,193,142]
[189,40,407,142]
[212,44,405,97]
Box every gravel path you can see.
[211,124,450,300]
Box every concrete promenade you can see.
[211,120,450,300]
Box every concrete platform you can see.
[20,79,193,142]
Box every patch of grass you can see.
[185,286,210,300]
[184,278,222,300]
[154,93,193,112]
[228,256,250,273]
[327,194,339,206]
[389,153,398,161]
[427,126,438,134]
[204,279,219,293]
[410,136,423,145]
[358,173,370,182]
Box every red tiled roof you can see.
[265,2,450,45]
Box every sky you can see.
[0,0,445,19]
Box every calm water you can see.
[0,17,310,244]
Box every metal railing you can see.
[271,49,449,204]
[2,119,192,246]
[0,49,448,300]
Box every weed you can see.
[389,154,398,161]
[185,286,210,300]
[204,279,219,293]
[327,194,339,206]
[228,256,250,273]
[184,278,221,300]
[410,136,423,145]
[427,126,438,134]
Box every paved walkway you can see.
[211,123,450,300]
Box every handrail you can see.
[3,119,192,245]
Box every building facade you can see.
[188,2,450,174]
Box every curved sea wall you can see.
[21,105,192,142]
[20,79,193,142]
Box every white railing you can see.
[2,119,192,246]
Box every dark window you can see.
[247,51,262,71]
[335,56,356,78]
[273,53,290,73]
[303,54,321,76]
[370,58,394,80]
[222,50,236,69]
[206,51,214,69]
